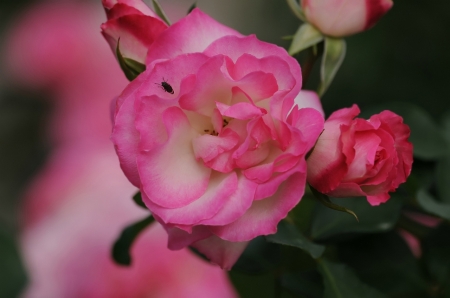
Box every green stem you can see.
[274,272,282,298]
[301,43,322,86]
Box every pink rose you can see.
[301,0,393,37]
[110,8,325,269]
[101,0,168,63]
[7,2,236,296]
[307,104,413,206]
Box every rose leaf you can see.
[266,220,325,259]
[318,259,387,298]
[111,215,154,266]
[417,189,450,221]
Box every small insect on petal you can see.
[155,78,174,94]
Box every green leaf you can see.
[288,23,323,56]
[310,196,402,241]
[286,0,306,21]
[337,232,427,296]
[266,220,325,259]
[311,187,358,221]
[423,225,450,286]
[231,236,280,274]
[436,155,450,203]
[318,37,346,97]
[318,259,387,298]
[152,0,171,25]
[132,191,147,209]
[111,215,154,266]
[281,271,323,298]
[229,271,276,298]
[0,228,27,298]
[187,2,197,14]
[417,189,450,220]
[116,40,146,81]
[361,102,447,160]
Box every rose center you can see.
[203,116,231,136]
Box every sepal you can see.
[152,0,171,25]
[286,0,306,21]
[288,23,323,56]
[116,39,146,81]
[310,186,358,221]
[318,37,346,96]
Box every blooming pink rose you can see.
[301,0,393,37]
[101,0,168,63]
[307,104,413,206]
[6,3,236,297]
[110,8,325,269]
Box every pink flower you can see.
[101,0,169,63]
[301,0,393,37]
[6,2,236,297]
[21,151,237,298]
[307,104,413,206]
[110,8,325,269]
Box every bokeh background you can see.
[0,0,448,297]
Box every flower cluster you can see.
[101,0,412,269]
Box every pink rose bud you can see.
[111,9,325,269]
[101,0,168,63]
[301,0,393,37]
[307,104,413,206]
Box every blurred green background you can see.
[0,0,448,297]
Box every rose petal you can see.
[146,9,242,64]
[143,172,237,225]
[138,107,211,208]
[191,236,249,270]
[292,90,325,117]
[111,74,148,186]
[211,162,306,241]
[199,174,257,226]
[101,15,168,62]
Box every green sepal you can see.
[417,189,450,221]
[152,0,171,25]
[310,196,401,241]
[318,37,346,96]
[266,220,325,259]
[116,39,146,81]
[286,0,306,21]
[188,2,197,14]
[310,186,359,222]
[288,23,323,56]
[132,191,147,210]
[111,215,154,266]
[318,259,387,298]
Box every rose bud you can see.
[101,0,168,64]
[307,104,413,206]
[301,0,393,37]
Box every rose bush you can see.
[307,104,413,206]
[301,0,393,37]
[106,2,325,269]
